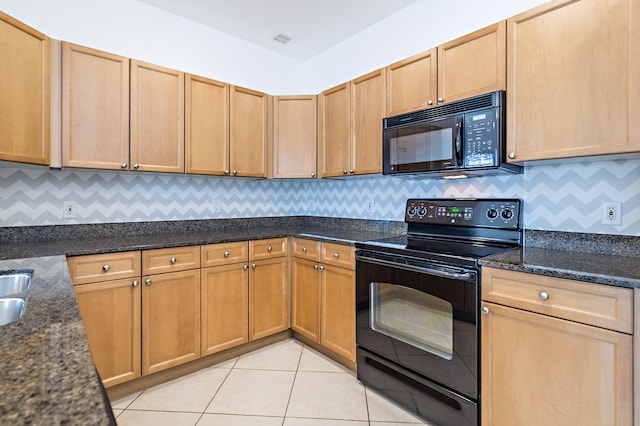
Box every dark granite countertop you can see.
[479,246,640,289]
[0,223,399,424]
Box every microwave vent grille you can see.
[384,91,498,128]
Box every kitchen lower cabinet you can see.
[481,267,633,426]
[249,256,289,341]
[142,269,201,375]
[75,278,141,388]
[291,238,356,363]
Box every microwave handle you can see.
[454,118,463,167]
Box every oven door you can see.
[356,252,478,400]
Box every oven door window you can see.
[370,282,453,360]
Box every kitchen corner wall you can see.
[1,157,639,236]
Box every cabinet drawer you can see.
[291,237,320,261]
[142,246,200,275]
[482,267,633,333]
[249,237,288,260]
[321,242,355,270]
[68,251,141,285]
[202,241,248,267]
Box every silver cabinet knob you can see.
[333,253,339,258]
[121,162,127,169]
[482,306,490,315]
[311,172,316,178]
[343,169,348,175]
[170,257,177,264]
[224,170,230,175]
[508,152,516,159]
[267,246,272,253]
[427,100,433,105]
[243,264,249,270]
[437,97,444,103]
[252,263,256,269]
[233,170,238,176]
[132,280,139,287]
[102,264,110,272]
[314,264,319,270]
[224,251,230,257]
[133,163,139,169]
[319,265,325,271]
[145,279,152,286]
[349,169,354,174]
[302,247,307,252]
[539,291,550,301]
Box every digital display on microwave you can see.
[389,127,453,167]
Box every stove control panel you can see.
[405,198,521,229]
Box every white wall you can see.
[0,0,549,94]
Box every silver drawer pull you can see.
[224,251,230,257]
[302,247,307,252]
[267,246,273,253]
[170,257,177,264]
[333,253,339,258]
[102,264,110,272]
[539,291,550,301]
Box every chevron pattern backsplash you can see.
[1,158,639,235]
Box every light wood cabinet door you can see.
[62,42,129,170]
[185,74,229,175]
[142,269,200,375]
[272,95,317,178]
[321,265,356,362]
[481,301,633,426]
[507,0,640,162]
[291,258,321,342]
[438,21,506,104]
[201,263,249,355]
[75,278,141,388]
[230,85,268,177]
[318,83,351,177]
[386,48,437,116]
[351,69,385,175]
[249,257,289,341]
[0,12,49,165]
[130,60,184,173]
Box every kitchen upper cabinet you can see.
[62,42,129,170]
[0,12,49,165]
[130,60,185,173]
[481,267,633,426]
[230,85,269,177]
[318,69,385,177]
[271,95,317,178]
[386,49,437,116]
[438,21,506,104]
[506,0,640,162]
[185,74,229,175]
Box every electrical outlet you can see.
[212,199,221,214]
[601,201,622,226]
[62,201,77,219]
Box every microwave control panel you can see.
[463,109,498,168]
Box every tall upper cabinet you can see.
[0,12,49,165]
[62,42,129,170]
[130,60,185,173]
[506,0,640,162]
[230,85,269,178]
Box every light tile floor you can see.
[111,339,432,425]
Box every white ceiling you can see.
[136,0,420,62]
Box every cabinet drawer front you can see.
[249,237,288,260]
[68,251,141,285]
[291,238,320,261]
[201,241,248,267]
[482,267,633,333]
[321,242,355,269]
[142,246,200,275]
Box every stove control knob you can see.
[407,205,417,216]
[501,209,514,220]
[417,206,427,217]
[487,208,498,219]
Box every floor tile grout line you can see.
[280,341,305,425]
[197,357,239,420]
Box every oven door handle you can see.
[356,256,475,281]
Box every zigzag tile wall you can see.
[1,158,639,235]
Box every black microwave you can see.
[382,91,522,178]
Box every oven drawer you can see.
[481,267,633,333]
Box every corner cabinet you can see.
[506,0,640,162]
[481,267,633,426]
[62,42,130,170]
[0,12,49,165]
[185,74,229,175]
[130,60,185,173]
[230,85,269,177]
[318,69,385,177]
[271,95,317,179]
